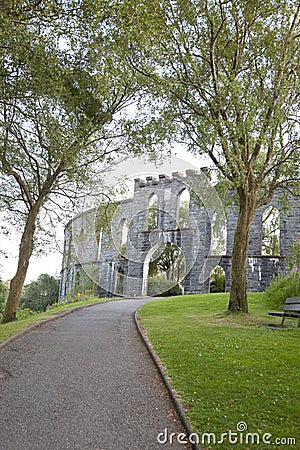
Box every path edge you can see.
[134,309,202,450]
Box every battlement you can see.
[134,174,170,190]
[133,169,201,191]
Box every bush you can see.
[147,276,183,297]
[287,239,300,271]
[0,279,8,318]
[62,289,95,304]
[210,275,225,293]
[210,266,225,293]
[20,274,60,312]
[264,272,300,309]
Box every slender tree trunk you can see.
[2,207,39,323]
[228,192,257,313]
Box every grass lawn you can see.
[0,296,112,344]
[138,293,299,450]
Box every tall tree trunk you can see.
[228,192,257,313]
[2,207,39,323]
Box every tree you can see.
[116,0,300,312]
[20,274,60,312]
[148,195,159,231]
[149,242,185,282]
[0,278,8,318]
[0,1,149,322]
[178,200,190,229]
[148,243,184,296]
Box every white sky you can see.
[0,147,209,283]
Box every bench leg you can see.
[280,315,286,326]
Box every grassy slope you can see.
[139,293,299,449]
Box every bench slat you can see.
[285,297,300,304]
[269,311,300,316]
[283,304,300,312]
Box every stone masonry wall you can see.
[59,172,300,299]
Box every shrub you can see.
[20,274,60,312]
[264,272,300,309]
[287,239,300,271]
[160,283,183,297]
[0,279,8,318]
[210,266,225,293]
[16,307,35,320]
[62,289,95,304]
[147,276,183,297]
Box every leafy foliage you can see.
[210,266,225,293]
[262,206,280,255]
[147,276,182,297]
[0,279,8,317]
[148,242,185,295]
[147,194,158,231]
[115,0,300,312]
[264,238,300,307]
[149,242,185,281]
[264,273,300,309]
[20,274,60,312]
[286,239,300,271]
[177,199,189,229]
[0,0,166,322]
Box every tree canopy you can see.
[115,0,300,311]
[20,273,60,312]
[0,0,162,322]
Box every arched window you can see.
[120,219,129,257]
[143,242,185,296]
[97,229,103,260]
[210,211,227,255]
[177,189,190,228]
[115,267,125,295]
[209,266,225,293]
[262,206,280,255]
[147,193,158,231]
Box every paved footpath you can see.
[0,298,191,450]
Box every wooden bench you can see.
[269,297,300,327]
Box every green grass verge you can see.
[0,296,113,344]
[139,293,299,449]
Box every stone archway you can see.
[142,242,185,296]
[209,265,226,293]
[115,266,125,296]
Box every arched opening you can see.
[115,267,124,295]
[143,242,185,296]
[97,229,103,260]
[177,189,190,228]
[210,211,227,255]
[147,193,158,231]
[120,219,129,257]
[209,265,225,293]
[262,206,280,255]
